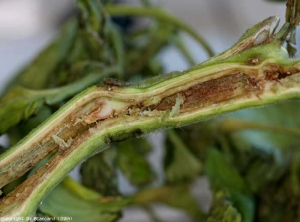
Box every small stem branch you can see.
[219,118,300,136]
[105,5,214,57]
[142,205,164,222]
[172,35,197,66]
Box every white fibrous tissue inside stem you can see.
[83,99,129,124]
[97,99,128,118]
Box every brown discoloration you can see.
[0,146,72,209]
[2,63,299,190]
[0,116,89,189]
[0,142,57,189]
[2,61,300,215]
[147,64,299,114]
[264,64,299,81]
[154,73,261,112]
[1,122,143,208]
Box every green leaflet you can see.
[164,130,202,183]
[205,148,255,222]
[204,112,300,222]
[117,138,155,187]
[0,87,45,135]
[39,181,130,222]
[230,191,255,222]
[7,105,52,146]
[214,130,287,193]
[227,101,300,152]
[205,148,248,193]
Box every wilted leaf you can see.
[257,173,300,221]
[81,149,119,196]
[117,138,155,187]
[133,184,205,220]
[176,121,217,161]
[218,131,287,193]
[243,153,286,193]
[255,150,300,222]
[164,130,202,183]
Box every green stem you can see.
[1,57,300,216]
[172,35,197,66]
[62,177,102,200]
[108,23,125,78]
[1,17,300,217]
[105,5,214,57]
[166,130,190,152]
[142,205,164,222]
[45,66,120,104]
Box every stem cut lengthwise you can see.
[1,16,300,217]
